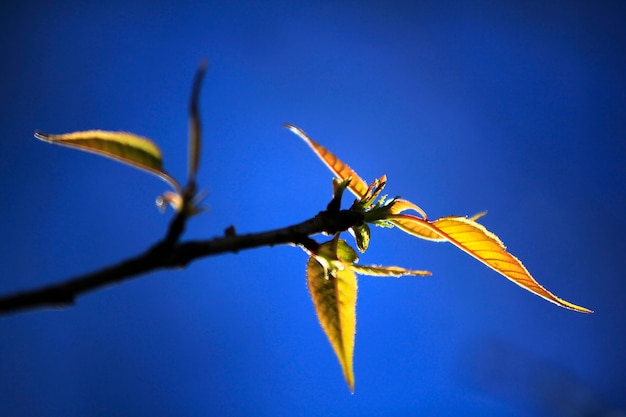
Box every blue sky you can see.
[1,1,625,416]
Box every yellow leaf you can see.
[351,264,431,277]
[307,254,357,392]
[387,210,486,241]
[284,124,369,199]
[390,216,445,241]
[34,130,181,193]
[389,214,592,313]
[388,198,428,220]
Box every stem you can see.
[0,208,363,316]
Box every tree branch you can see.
[0,208,364,316]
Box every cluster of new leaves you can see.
[32,63,591,393]
[284,124,592,392]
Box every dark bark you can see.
[0,208,364,316]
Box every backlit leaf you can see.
[388,198,428,220]
[389,216,445,241]
[386,210,486,241]
[360,174,387,207]
[316,237,359,265]
[34,130,182,193]
[351,264,431,277]
[350,223,371,253]
[307,253,357,392]
[469,211,488,221]
[389,214,592,313]
[284,124,369,199]
[335,238,359,264]
[308,239,358,391]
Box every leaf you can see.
[188,60,208,183]
[350,223,371,253]
[388,214,592,313]
[290,126,591,313]
[316,237,359,265]
[469,211,488,221]
[360,174,387,208]
[34,130,182,194]
[308,260,357,392]
[328,178,353,212]
[284,124,369,199]
[388,198,428,220]
[387,209,487,241]
[351,264,431,277]
[389,216,445,241]
[307,252,357,392]
[155,191,183,213]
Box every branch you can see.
[0,208,364,316]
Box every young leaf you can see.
[389,216,445,241]
[360,174,387,208]
[389,214,592,313]
[385,210,487,241]
[307,252,357,392]
[308,238,359,391]
[34,130,182,194]
[351,264,431,277]
[335,237,359,264]
[284,124,369,199]
[388,198,428,220]
[328,178,353,212]
[350,223,371,253]
[188,60,208,184]
[155,191,183,213]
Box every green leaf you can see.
[34,130,182,194]
[328,178,352,212]
[335,238,359,264]
[350,223,371,253]
[307,246,357,392]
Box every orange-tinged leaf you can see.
[388,214,592,313]
[389,216,445,241]
[387,210,486,241]
[388,198,428,220]
[361,174,387,206]
[307,244,358,392]
[35,130,182,193]
[284,124,369,199]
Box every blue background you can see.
[1,1,625,416]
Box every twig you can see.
[0,208,363,316]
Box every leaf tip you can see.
[560,299,593,314]
[34,131,50,142]
[469,211,488,221]
[283,123,300,135]
[198,58,209,72]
